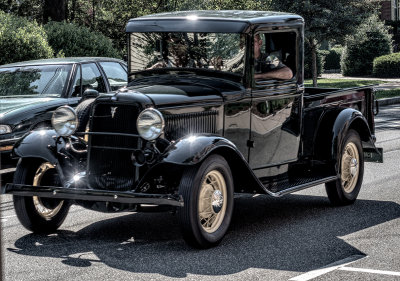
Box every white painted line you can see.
[1,218,7,222]
[340,267,400,277]
[289,255,366,281]
[0,214,17,219]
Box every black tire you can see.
[177,154,234,248]
[325,129,364,206]
[75,98,95,132]
[13,158,70,233]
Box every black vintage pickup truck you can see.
[2,10,383,248]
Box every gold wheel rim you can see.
[198,170,227,233]
[32,163,64,220]
[341,142,360,193]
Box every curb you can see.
[378,96,400,106]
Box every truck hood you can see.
[125,76,244,107]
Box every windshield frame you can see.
[128,32,247,84]
[0,63,74,98]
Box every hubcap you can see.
[341,142,360,193]
[198,170,227,233]
[211,190,224,213]
[33,163,64,220]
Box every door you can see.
[249,30,302,179]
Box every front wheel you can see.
[325,129,364,206]
[13,159,70,233]
[177,155,234,248]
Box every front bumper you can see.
[2,183,184,207]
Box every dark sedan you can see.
[0,57,127,176]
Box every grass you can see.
[304,78,384,88]
[375,89,400,99]
[305,78,400,99]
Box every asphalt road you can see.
[1,104,400,281]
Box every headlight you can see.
[0,125,12,134]
[137,108,164,140]
[51,106,78,136]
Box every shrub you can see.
[44,21,120,58]
[341,15,392,76]
[0,11,53,65]
[304,42,324,79]
[324,47,343,71]
[373,52,400,78]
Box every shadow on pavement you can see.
[6,194,400,278]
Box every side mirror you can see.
[80,88,99,102]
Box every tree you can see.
[43,0,67,23]
[341,15,392,76]
[272,0,376,86]
[0,10,53,65]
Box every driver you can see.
[253,33,293,80]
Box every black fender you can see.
[161,134,269,194]
[332,108,376,163]
[315,108,377,172]
[12,130,84,185]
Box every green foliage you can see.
[375,88,400,99]
[373,53,400,78]
[272,1,375,45]
[324,47,343,71]
[44,21,120,58]
[0,11,53,65]
[272,0,376,84]
[304,42,324,79]
[0,0,43,22]
[341,15,392,76]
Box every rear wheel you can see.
[13,159,70,233]
[325,129,364,206]
[177,155,234,248]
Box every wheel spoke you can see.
[197,169,227,233]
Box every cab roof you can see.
[126,10,304,33]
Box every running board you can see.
[263,176,338,197]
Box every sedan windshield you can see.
[0,64,72,97]
[129,32,245,78]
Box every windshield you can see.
[0,64,72,97]
[129,32,245,79]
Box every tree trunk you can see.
[311,39,318,87]
[43,0,67,23]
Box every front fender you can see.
[161,134,270,194]
[12,130,84,184]
[13,129,61,164]
[161,134,239,165]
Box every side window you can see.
[71,65,81,97]
[81,63,107,93]
[254,31,297,83]
[99,62,128,91]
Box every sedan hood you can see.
[0,97,58,115]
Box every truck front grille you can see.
[88,103,140,191]
[164,111,218,141]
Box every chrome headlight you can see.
[51,106,78,136]
[137,108,164,141]
[0,125,12,134]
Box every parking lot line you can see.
[289,255,367,281]
[339,267,400,276]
